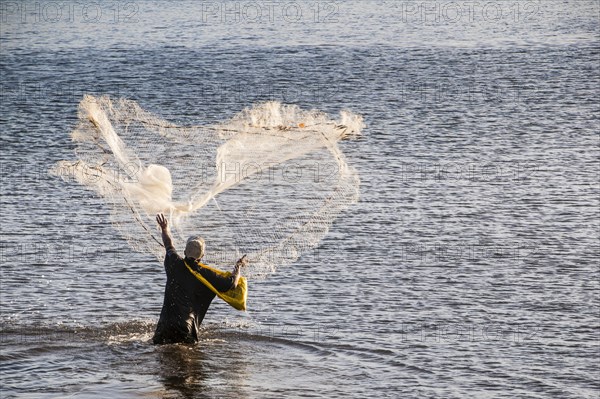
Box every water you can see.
[1,1,599,397]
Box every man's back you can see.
[152,248,235,344]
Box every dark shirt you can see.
[152,247,235,344]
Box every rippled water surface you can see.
[1,1,599,398]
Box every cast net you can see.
[52,95,363,278]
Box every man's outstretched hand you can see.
[156,213,168,231]
[232,255,248,288]
[156,213,173,250]
[236,255,249,268]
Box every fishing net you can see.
[52,95,363,278]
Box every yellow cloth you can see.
[184,260,247,311]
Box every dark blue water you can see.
[1,1,599,397]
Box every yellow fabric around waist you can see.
[184,260,247,311]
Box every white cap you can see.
[184,236,205,259]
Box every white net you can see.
[52,95,364,278]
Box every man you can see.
[153,213,247,344]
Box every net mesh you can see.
[52,95,363,278]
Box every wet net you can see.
[52,95,363,278]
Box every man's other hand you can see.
[236,255,249,268]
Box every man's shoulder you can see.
[166,246,180,257]
[195,263,234,292]
[195,263,223,277]
[185,261,219,280]
[165,247,183,266]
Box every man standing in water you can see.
[153,213,247,344]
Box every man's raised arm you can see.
[156,213,174,251]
